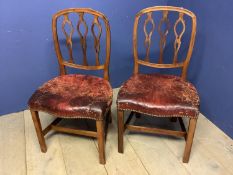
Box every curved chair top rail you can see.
[53,8,109,22]
[133,6,197,80]
[52,8,111,80]
[136,6,196,18]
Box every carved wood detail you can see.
[173,12,186,64]
[158,10,170,64]
[77,12,89,66]
[133,6,196,80]
[52,8,111,80]
[91,16,102,66]
[143,12,155,62]
[62,14,74,63]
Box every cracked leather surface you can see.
[28,74,112,120]
[117,73,199,118]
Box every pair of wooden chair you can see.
[28,6,199,165]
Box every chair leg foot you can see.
[118,110,124,153]
[30,110,47,153]
[183,118,197,163]
[96,120,106,164]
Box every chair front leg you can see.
[96,120,106,164]
[118,110,124,153]
[183,118,197,163]
[30,110,47,153]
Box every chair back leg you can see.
[30,110,47,153]
[117,110,124,153]
[107,109,112,123]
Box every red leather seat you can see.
[28,74,112,120]
[117,73,199,118]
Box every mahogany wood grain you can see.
[126,125,186,138]
[96,121,105,164]
[51,125,98,138]
[118,110,124,153]
[30,110,47,153]
[183,118,197,163]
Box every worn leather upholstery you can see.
[117,74,199,118]
[28,74,112,120]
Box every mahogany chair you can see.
[117,6,199,163]
[28,8,112,164]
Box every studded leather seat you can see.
[28,74,112,120]
[117,73,199,118]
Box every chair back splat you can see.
[52,8,111,80]
[133,6,196,80]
